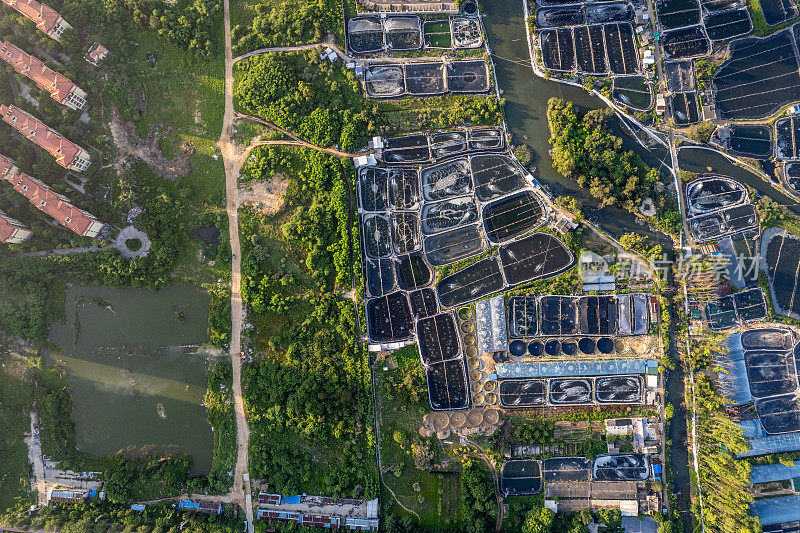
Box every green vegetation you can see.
[514,144,534,167]
[200,360,236,493]
[684,121,717,143]
[0,350,35,511]
[460,459,498,532]
[377,95,504,133]
[1,499,243,532]
[757,194,800,234]
[425,21,453,48]
[547,99,680,235]
[694,58,718,90]
[239,146,376,498]
[231,0,344,56]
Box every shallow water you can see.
[48,284,214,474]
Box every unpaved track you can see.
[219,0,254,531]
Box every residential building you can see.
[84,42,109,66]
[0,153,103,237]
[0,105,91,171]
[0,209,31,243]
[0,41,87,111]
[177,500,223,515]
[1,0,72,41]
[47,488,89,504]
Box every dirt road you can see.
[219,0,254,531]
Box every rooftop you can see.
[0,104,87,169]
[1,0,64,36]
[0,41,82,107]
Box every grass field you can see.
[0,351,35,511]
[375,347,463,528]
[424,22,453,48]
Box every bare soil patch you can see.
[236,173,289,215]
[109,109,192,180]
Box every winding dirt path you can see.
[219,0,254,531]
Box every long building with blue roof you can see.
[737,419,800,457]
[751,462,800,485]
[495,358,647,379]
[752,494,800,526]
[717,334,751,406]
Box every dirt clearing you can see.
[109,109,192,180]
[236,173,289,215]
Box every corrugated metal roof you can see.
[496,359,647,379]
[751,462,800,484]
[751,494,800,525]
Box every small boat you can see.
[157,404,166,419]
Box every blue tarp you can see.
[751,462,800,484]
[283,495,303,505]
[652,464,662,474]
[495,359,647,379]
[131,504,145,511]
[751,495,800,525]
[737,420,800,457]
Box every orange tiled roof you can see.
[0,104,83,169]
[0,42,78,106]
[1,0,62,35]
[0,153,16,178]
[87,43,108,62]
[0,211,24,242]
[3,168,98,236]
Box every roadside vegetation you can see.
[238,145,377,499]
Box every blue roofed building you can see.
[751,495,800,526]
[751,462,800,485]
[495,359,648,379]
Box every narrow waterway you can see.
[482,0,672,243]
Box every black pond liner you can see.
[388,168,420,210]
[423,224,487,266]
[562,341,578,356]
[366,291,413,343]
[409,288,438,319]
[430,131,468,159]
[510,295,538,337]
[662,25,710,59]
[347,17,384,54]
[734,287,768,321]
[420,196,479,236]
[597,337,615,354]
[545,339,561,356]
[405,62,446,95]
[758,0,797,25]
[543,457,590,481]
[384,16,423,51]
[593,454,649,481]
[776,116,798,160]
[686,177,746,215]
[540,28,575,71]
[501,460,543,496]
[579,337,596,355]
[728,124,772,158]
[745,350,798,398]
[468,128,504,150]
[391,211,421,254]
[537,6,584,27]
[499,379,546,407]
[741,328,795,350]
[656,0,701,29]
[463,0,478,14]
[426,358,470,411]
[574,25,608,74]
[446,60,490,93]
[470,153,528,202]
[714,30,800,120]
[703,0,744,11]
[359,167,389,212]
[417,312,460,365]
[788,162,800,178]
[705,8,752,41]
[604,23,639,75]
[612,76,652,110]
[365,64,405,98]
[670,91,699,126]
[499,232,574,286]
[549,378,592,404]
[436,257,505,308]
[420,158,473,202]
[363,214,392,259]
[529,341,544,356]
[765,232,800,316]
[366,258,395,298]
[483,191,544,243]
[665,60,694,92]
[596,375,643,403]
[756,394,800,434]
[586,3,634,23]
[540,296,579,336]
[579,295,618,335]
[509,339,528,356]
[689,203,758,241]
[395,253,432,290]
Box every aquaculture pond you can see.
[48,284,215,474]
